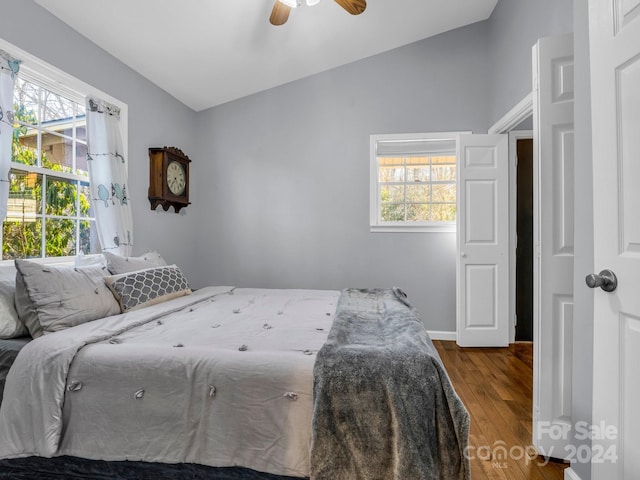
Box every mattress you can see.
[0,336,30,403]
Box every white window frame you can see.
[370,132,467,233]
[0,38,128,262]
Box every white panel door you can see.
[589,0,640,477]
[531,34,574,461]
[456,134,509,347]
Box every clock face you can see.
[166,160,186,196]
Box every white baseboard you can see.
[564,467,582,480]
[427,330,457,341]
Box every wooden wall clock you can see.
[148,146,191,213]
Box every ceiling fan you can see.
[269,0,366,26]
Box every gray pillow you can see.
[0,265,28,339]
[14,259,121,338]
[103,251,167,275]
[104,265,191,312]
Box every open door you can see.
[589,0,640,477]
[531,33,574,460]
[456,134,509,347]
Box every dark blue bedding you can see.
[0,456,306,480]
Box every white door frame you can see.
[489,96,534,345]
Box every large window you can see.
[370,133,459,232]
[2,74,97,259]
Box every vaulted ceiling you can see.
[35,0,499,112]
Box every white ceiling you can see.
[35,0,498,112]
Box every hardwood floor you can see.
[433,340,568,480]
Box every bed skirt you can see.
[0,456,305,480]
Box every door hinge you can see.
[514,314,518,326]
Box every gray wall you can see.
[191,22,491,332]
[571,0,594,478]
[488,0,573,125]
[191,0,574,333]
[1,0,200,281]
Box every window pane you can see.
[13,78,40,126]
[406,184,430,203]
[432,183,456,203]
[405,156,429,165]
[45,177,77,216]
[406,204,430,222]
[76,123,87,141]
[378,157,404,182]
[80,220,100,255]
[76,102,86,118]
[378,157,404,166]
[379,166,404,182]
[78,182,93,218]
[42,90,75,125]
[381,185,404,203]
[45,218,77,257]
[8,170,42,216]
[75,143,89,176]
[42,133,74,172]
[2,219,42,260]
[406,166,430,182]
[432,164,456,181]
[381,203,405,222]
[432,203,456,221]
[432,155,456,164]
[12,131,38,166]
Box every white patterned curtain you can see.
[0,51,20,222]
[86,97,133,256]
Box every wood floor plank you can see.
[433,341,568,480]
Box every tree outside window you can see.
[2,78,97,260]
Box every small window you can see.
[370,133,460,232]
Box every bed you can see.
[0,336,30,403]
[0,254,470,480]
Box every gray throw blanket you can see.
[310,288,470,480]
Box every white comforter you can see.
[0,286,339,478]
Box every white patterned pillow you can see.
[104,265,191,312]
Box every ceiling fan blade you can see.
[270,0,291,25]
[334,0,366,15]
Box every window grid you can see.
[3,76,96,260]
[377,155,456,224]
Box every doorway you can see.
[515,138,534,341]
